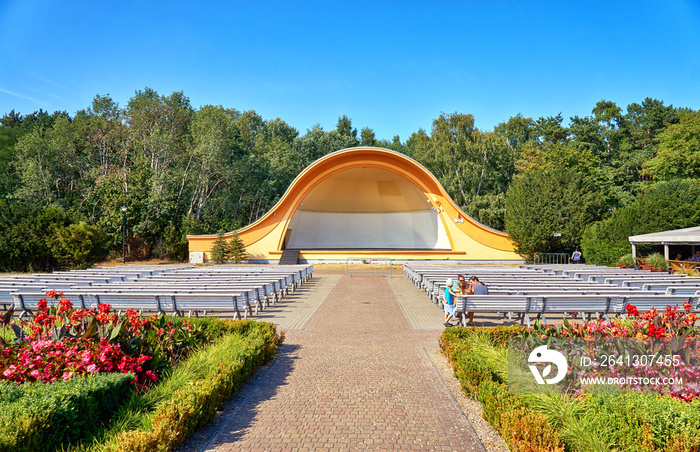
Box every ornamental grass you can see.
[441,302,700,452]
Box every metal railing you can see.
[345,257,393,277]
[534,253,571,265]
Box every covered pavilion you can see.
[629,226,700,268]
[187,147,521,263]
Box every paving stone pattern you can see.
[186,272,485,451]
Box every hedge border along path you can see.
[440,326,700,452]
[48,321,282,452]
[104,322,280,452]
[0,373,135,452]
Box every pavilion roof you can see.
[629,225,700,245]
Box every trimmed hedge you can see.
[440,326,566,452]
[440,326,700,452]
[0,373,134,452]
[99,320,281,452]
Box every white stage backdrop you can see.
[285,210,451,249]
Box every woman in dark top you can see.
[465,276,488,326]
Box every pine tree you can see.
[210,230,229,264]
[227,232,247,263]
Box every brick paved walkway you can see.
[181,272,485,451]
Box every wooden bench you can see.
[619,295,697,314]
[534,295,616,323]
[455,295,533,327]
[166,292,254,319]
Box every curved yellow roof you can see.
[188,147,519,262]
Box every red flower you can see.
[647,323,666,337]
[57,297,73,315]
[625,304,640,317]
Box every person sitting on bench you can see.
[464,276,489,326]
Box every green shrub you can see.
[101,325,279,452]
[645,252,669,271]
[66,321,282,452]
[441,326,700,452]
[617,253,636,268]
[0,373,134,452]
[582,395,700,452]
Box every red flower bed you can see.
[523,302,700,401]
[1,291,205,392]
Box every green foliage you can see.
[440,327,566,452]
[51,221,108,269]
[0,202,107,271]
[644,111,700,181]
[465,192,506,231]
[227,231,247,263]
[617,253,636,268]
[71,321,282,452]
[441,326,700,452]
[0,373,134,452]
[581,179,700,266]
[645,252,669,271]
[209,230,229,264]
[360,127,377,147]
[505,168,608,259]
[1,92,697,269]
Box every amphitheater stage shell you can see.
[187,147,522,264]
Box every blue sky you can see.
[1,0,699,141]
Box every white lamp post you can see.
[121,206,127,264]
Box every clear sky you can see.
[1,0,699,141]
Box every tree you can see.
[124,88,194,249]
[336,115,358,144]
[227,232,247,263]
[360,127,377,147]
[494,113,535,152]
[581,179,700,266]
[644,111,700,180]
[534,113,568,144]
[186,105,237,220]
[504,168,608,259]
[210,230,229,264]
[13,115,84,207]
[465,193,506,231]
[407,113,515,212]
[51,221,108,269]
[610,98,680,194]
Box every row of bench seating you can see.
[453,293,699,327]
[2,264,314,319]
[405,263,700,326]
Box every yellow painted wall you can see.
[187,147,522,262]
